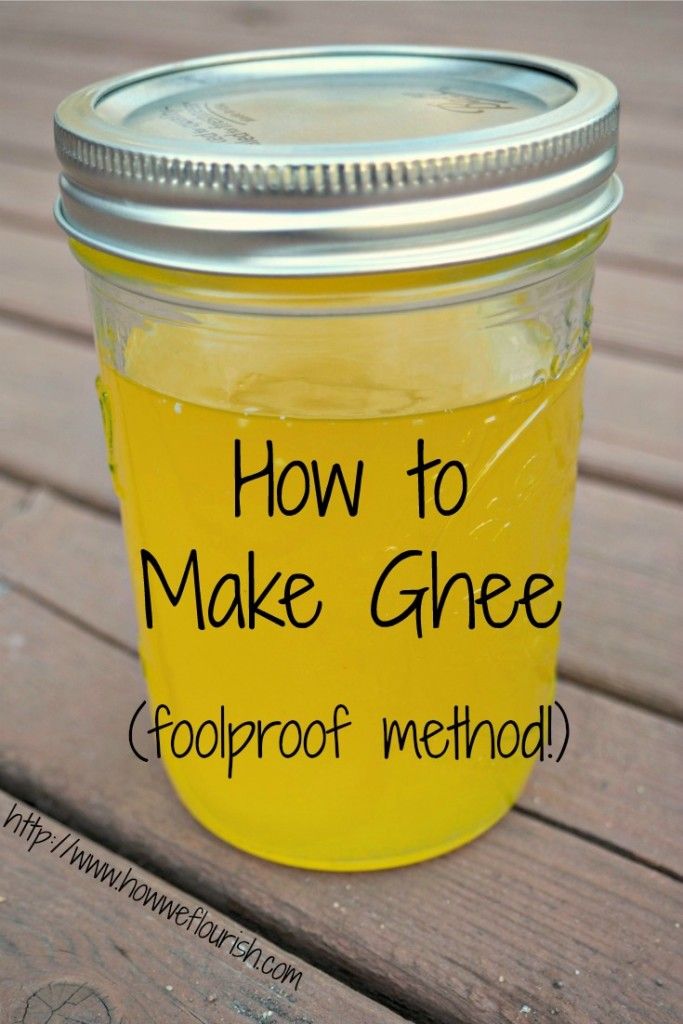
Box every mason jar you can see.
[55,46,621,870]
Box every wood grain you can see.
[524,679,682,874]
[581,353,683,500]
[591,265,683,366]
[0,591,680,1024]
[0,791,405,1024]
[1,6,681,1022]
[0,486,137,648]
[0,225,91,339]
[562,481,683,717]
[0,319,109,506]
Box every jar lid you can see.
[54,45,622,276]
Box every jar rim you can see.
[72,222,608,319]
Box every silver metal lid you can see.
[54,45,621,275]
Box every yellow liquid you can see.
[99,338,586,870]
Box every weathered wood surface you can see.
[1,3,682,1023]
[591,266,683,366]
[0,591,681,1024]
[0,226,92,339]
[581,353,682,500]
[562,482,683,716]
[0,792,405,1024]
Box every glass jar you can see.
[55,46,621,869]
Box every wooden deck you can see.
[0,3,681,1022]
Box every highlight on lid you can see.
[55,46,621,871]
[54,45,621,274]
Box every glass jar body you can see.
[80,229,602,870]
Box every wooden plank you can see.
[0,792,404,1024]
[591,265,683,366]
[0,155,61,235]
[0,486,137,647]
[524,680,682,874]
[0,483,680,869]
[0,590,681,1024]
[607,160,683,271]
[0,318,109,506]
[562,481,683,717]
[0,225,91,338]
[581,352,683,500]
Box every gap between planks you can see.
[0,791,413,1024]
